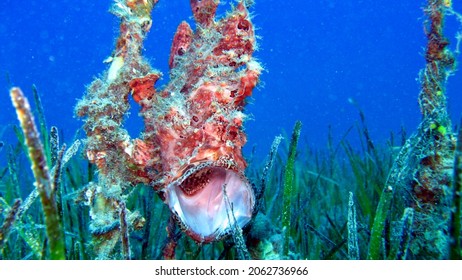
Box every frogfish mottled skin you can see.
[130,0,261,242]
[77,0,261,243]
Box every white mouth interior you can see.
[165,167,254,241]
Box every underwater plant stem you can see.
[450,122,462,259]
[32,85,51,168]
[367,185,393,260]
[9,87,65,260]
[256,135,283,213]
[50,126,59,167]
[17,189,39,219]
[347,192,359,260]
[119,201,131,260]
[282,121,302,256]
[397,208,414,260]
[223,184,251,260]
[387,207,414,260]
[0,199,21,250]
[52,144,66,218]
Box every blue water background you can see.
[1,0,461,161]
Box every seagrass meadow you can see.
[1,0,462,260]
[0,101,407,260]
[0,93,460,260]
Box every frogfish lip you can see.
[164,165,255,243]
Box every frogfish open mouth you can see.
[164,166,254,242]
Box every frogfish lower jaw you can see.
[164,166,255,243]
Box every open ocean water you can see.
[1,0,462,262]
[0,0,462,156]
[1,0,461,158]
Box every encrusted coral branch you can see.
[384,0,457,259]
[74,0,158,259]
[76,0,159,180]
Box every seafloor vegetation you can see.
[1,0,462,260]
[0,95,460,260]
[0,103,415,260]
